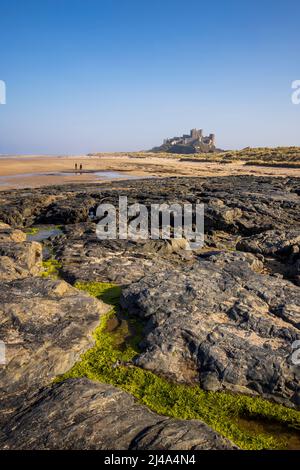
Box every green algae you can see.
[25,227,40,235]
[40,259,62,278]
[57,281,300,450]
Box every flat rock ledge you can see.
[0,378,236,450]
[0,225,42,280]
[121,251,300,407]
[0,277,110,402]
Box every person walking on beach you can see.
[79,163,83,173]
[75,163,78,173]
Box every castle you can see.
[164,129,215,151]
[152,129,216,153]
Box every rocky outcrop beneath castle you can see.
[0,378,236,450]
[152,128,217,153]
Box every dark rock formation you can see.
[0,277,109,402]
[121,251,300,407]
[0,222,42,280]
[37,195,96,225]
[0,378,236,450]
[0,175,300,448]
[237,229,300,285]
[0,240,42,280]
[237,229,300,258]
[0,223,27,242]
[1,176,299,232]
[53,224,191,285]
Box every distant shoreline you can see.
[0,149,300,191]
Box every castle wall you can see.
[161,129,216,153]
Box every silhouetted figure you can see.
[79,163,83,174]
[75,163,78,174]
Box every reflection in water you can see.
[237,416,300,450]
[26,226,63,242]
[0,170,151,188]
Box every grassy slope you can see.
[89,147,300,164]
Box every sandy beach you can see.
[0,154,300,190]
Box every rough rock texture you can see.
[0,175,300,448]
[0,240,42,280]
[0,193,60,227]
[237,229,300,285]
[22,176,296,286]
[0,277,109,400]
[0,176,299,231]
[52,223,191,285]
[0,378,236,450]
[121,251,300,407]
[0,222,10,229]
[37,195,96,225]
[0,223,42,280]
[237,230,300,258]
[1,176,299,284]
[0,226,26,243]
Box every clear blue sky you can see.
[0,0,299,154]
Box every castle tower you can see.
[209,133,216,146]
[190,128,197,138]
[190,129,203,141]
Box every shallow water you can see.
[94,171,146,179]
[237,416,300,450]
[26,226,63,242]
[0,170,150,187]
[0,172,62,179]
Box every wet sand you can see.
[0,154,300,190]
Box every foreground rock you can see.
[0,241,42,281]
[0,223,42,281]
[121,251,300,407]
[0,176,299,233]
[237,229,300,285]
[237,230,300,258]
[0,378,236,450]
[0,175,299,448]
[53,223,192,285]
[0,278,109,403]
[0,224,26,242]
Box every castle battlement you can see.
[152,128,217,154]
[163,129,215,149]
